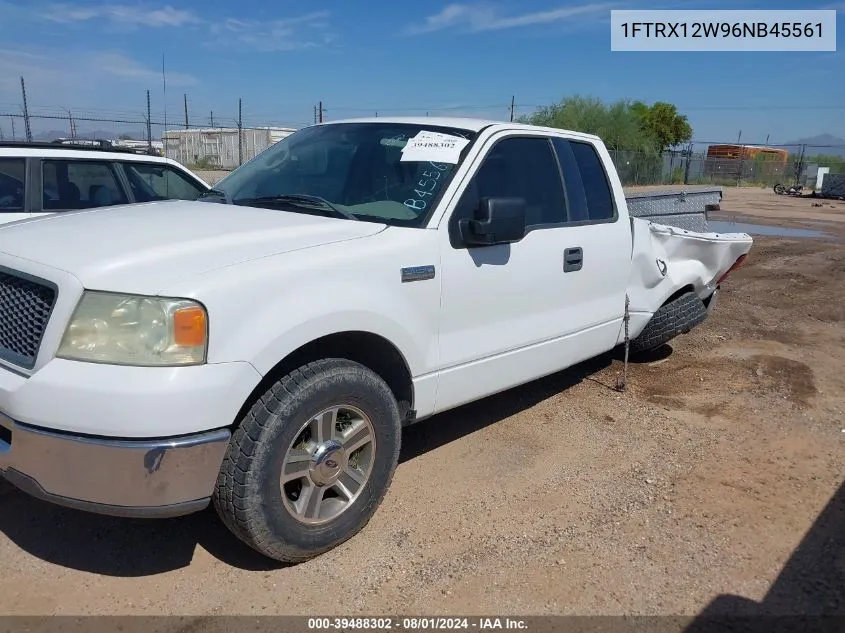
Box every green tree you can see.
[519,95,696,185]
[517,95,654,151]
[632,101,693,152]
[805,154,845,174]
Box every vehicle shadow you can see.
[0,351,621,577]
[683,477,845,631]
[0,489,284,575]
[399,351,615,464]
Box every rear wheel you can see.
[774,184,785,195]
[629,290,708,355]
[212,358,402,563]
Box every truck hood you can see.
[0,200,385,294]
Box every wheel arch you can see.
[660,283,697,307]
[232,330,416,430]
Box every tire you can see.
[212,358,402,563]
[774,184,785,195]
[628,291,708,355]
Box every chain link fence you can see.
[0,111,301,170]
[2,108,843,189]
[608,145,845,189]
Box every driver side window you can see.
[449,136,568,248]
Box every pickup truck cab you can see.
[0,117,752,562]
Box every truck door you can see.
[434,131,631,413]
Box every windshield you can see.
[211,122,478,227]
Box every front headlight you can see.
[57,291,208,366]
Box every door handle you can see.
[563,247,583,272]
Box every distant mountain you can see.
[777,134,845,159]
[29,129,145,142]
[31,130,70,141]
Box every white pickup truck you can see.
[0,117,751,562]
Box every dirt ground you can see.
[195,169,230,186]
[0,187,843,618]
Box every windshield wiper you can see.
[197,188,233,204]
[243,194,358,221]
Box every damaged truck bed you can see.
[624,186,752,352]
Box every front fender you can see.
[228,298,433,378]
[165,230,442,379]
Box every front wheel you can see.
[212,358,402,563]
[773,184,785,195]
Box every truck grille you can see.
[0,269,57,369]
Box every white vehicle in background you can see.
[0,117,752,563]
[0,141,209,225]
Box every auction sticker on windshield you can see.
[400,131,470,164]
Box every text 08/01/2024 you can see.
[306,617,529,630]
[610,9,837,51]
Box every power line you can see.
[6,96,845,124]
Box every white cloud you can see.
[214,11,335,52]
[94,52,198,85]
[407,2,617,34]
[43,3,202,27]
[9,3,334,52]
[0,48,197,105]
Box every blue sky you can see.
[0,0,842,146]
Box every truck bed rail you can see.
[625,186,722,233]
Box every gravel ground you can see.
[0,187,843,618]
[195,170,230,186]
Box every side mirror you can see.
[458,197,526,246]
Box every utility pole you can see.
[313,105,317,124]
[184,93,189,129]
[318,101,324,123]
[9,116,16,140]
[683,140,693,185]
[210,110,214,127]
[509,95,515,122]
[146,89,152,152]
[62,108,76,139]
[796,144,805,184]
[735,130,743,185]
[238,97,243,166]
[162,52,167,141]
[20,76,32,142]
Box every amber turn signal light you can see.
[173,305,207,347]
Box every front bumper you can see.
[0,412,231,518]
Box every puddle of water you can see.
[708,220,830,238]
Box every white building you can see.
[162,126,297,170]
[111,139,164,154]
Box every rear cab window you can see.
[0,158,26,212]
[569,141,615,221]
[551,137,617,223]
[42,160,128,210]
